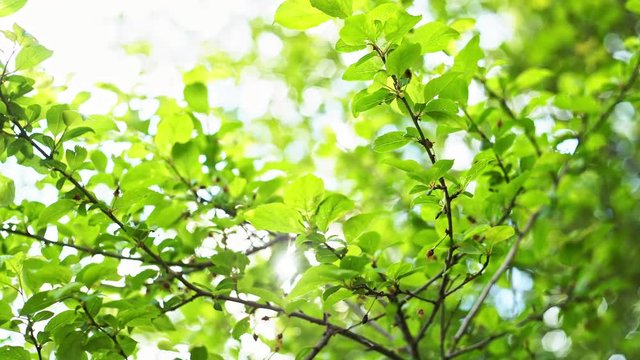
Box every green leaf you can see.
[0,300,12,325]
[90,151,108,172]
[627,0,640,14]
[372,131,410,153]
[44,310,77,334]
[384,10,421,44]
[335,39,366,52]
[155,113,194,154]
[485,225,515,245]
[386,262,417,280]
[310,0,351,18]
[284,174,325,215]
[242,287,285,307]
[117,305,159,327]
[424,72,461,101]
[57,332,86,360]
[20,291,56,315]
[38,199,75,226]
[494,134,516,155]
[315,194,354,231]
[342,52,383,81]
[61,126,94,142]
[0,346,30,360]
[421,159,454,184]
[439,77,469,104]
[0,0,27,17]
[46,104,70,136]
[357,232,380,254]
[462,159,491,184]
[423,98,458,120]
[451,36,483,79]
[184,82,209,113]
[190,346,209,360]
[513,68,552,90]
[115,188,164,214]
[23,259,72,290]
[0,173,15,207]
[76,258,120,287]
[296,348,314,360]
[231,317,250,340]
[339,14,375,46]
[245,203,305,233]
[61,110,82,126]
[386,42,421,76]
[351,88,394,116]
[210,249,249,276]
[409,22,459,54]
[15,44,53,70]
[84,114,119,133]
[275,0,331,30]
[343,213,376,242]
[65,145,88,170]
[554,94,599,113]
[288,264,358,299]
[382,158,424,173]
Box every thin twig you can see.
[162,294,204,313]
[345,302,393,340]
[461,107,511,183]
[25,317,43,360]
[245,234,290,255]
[394,300,419,359]
[450,211,540,349]
[0,227,213,269]
[445,255,491,296]
[588,56,640,134]
[82,302,128,358]
[304,328,335,360]
[477,77,542,156]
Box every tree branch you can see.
[304,328,335,360]
[81,302,128,358]
[477,77,542,156]
[461,107,510,183]
[0,226,214,270]
[450,211,540,349]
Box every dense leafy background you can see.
[1,0,639,359]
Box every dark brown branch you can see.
[304,328,335,360]
[25,317,43,360]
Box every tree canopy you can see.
[1,0,640,359]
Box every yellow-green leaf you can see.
[275,0,331,30]
[245,203,305,233]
